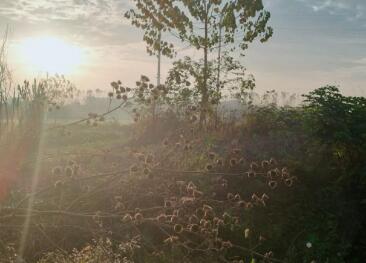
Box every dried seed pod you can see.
[170,215,178,223]
[54,180,63,188]
[282,167,290,178]
[174,209,184,218]
[232,216,240,225]
[174,224,183,234]
[208,152,216,160]
[143,167,151,176]
[187,181,196,190]
[268,180,278,189]
[122,214,132,223]
[164,235,179,244]
[189,224,200,233]
[265,170,272,179]
[193,190,203,199]
[134,213,143,223]
[222,240,233,249]
[157,214,167,223]
[223,212,231,224]
[238,201,247,208]
[52,166,62,176]
[251,193,260,202]
[130,165,138,173]
[227,193,234,201]
[284,178,294,187]
[261,160,270,168]
[247,170,256,178]
[114,202,125,210]
[145,154,154,164]
[164,200,172,208]
[229,158,237,167]
[205,164,213,171]
[246,202,254,209]
[250,162,259,170]
[216,159,224,166]
[264,251,274,258]
[203,204,213,212]
[270,158,277,165]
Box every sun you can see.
[17,36,86,75]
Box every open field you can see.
[1,88,365,262]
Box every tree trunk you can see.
[215,21,223,128]
[200,1,209,128]
[153,31,161,124]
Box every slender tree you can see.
[124,1,190,120]
[181,0,272,126]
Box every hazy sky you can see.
[0,0,365,96]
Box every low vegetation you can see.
[0,79,365,263]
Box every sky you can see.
[0,0,365,97]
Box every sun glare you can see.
[17,36,86,75]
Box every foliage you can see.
[0,85,365,263]
[127,0,273,125]
[303,86,366,163]
[165,53,256,108]
[124,0,189,58]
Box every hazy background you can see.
[0,0,365,96]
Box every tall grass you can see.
[0,32,77,145]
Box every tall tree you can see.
[173,0,273,126]
[124,1,190,120]
[192,1,270,125]
[127,0,272,126]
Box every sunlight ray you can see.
[17,112,47,262]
